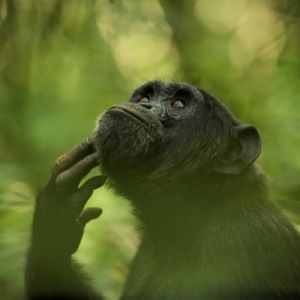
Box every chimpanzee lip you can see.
[109,106,149,128]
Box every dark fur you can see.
[94,81,300,299]
[26,80,300,299]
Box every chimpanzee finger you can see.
[68,176,106,214]
[78,207,102,227]
[55,137,95,174]
[55,153,99,188]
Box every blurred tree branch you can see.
[159,0,203,80]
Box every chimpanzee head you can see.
[93,81,260,188]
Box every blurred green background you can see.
[1,0,300,299]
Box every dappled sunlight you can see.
[229,1,286,74]
[96,0,178,81]
[195,0,248,33]
[1,0,300,298]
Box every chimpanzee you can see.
[25,80,300,299]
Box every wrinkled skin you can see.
[25,138,105,299]
[93,81,259,197]
[25,81,300,300]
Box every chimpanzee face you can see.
[94,80,260,185]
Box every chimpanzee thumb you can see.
[78,207,102,226]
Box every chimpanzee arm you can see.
[25,138,105,300]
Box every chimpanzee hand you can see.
[31,138,105,258]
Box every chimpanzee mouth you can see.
[109,106,149,128]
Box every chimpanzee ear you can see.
[213,125,261,174]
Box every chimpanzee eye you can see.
[140,97,150,103]
[171,99,186,108]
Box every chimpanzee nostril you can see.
[140,103,152,110]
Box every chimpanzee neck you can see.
[124,165,270,247]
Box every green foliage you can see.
[1,0,300,299]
